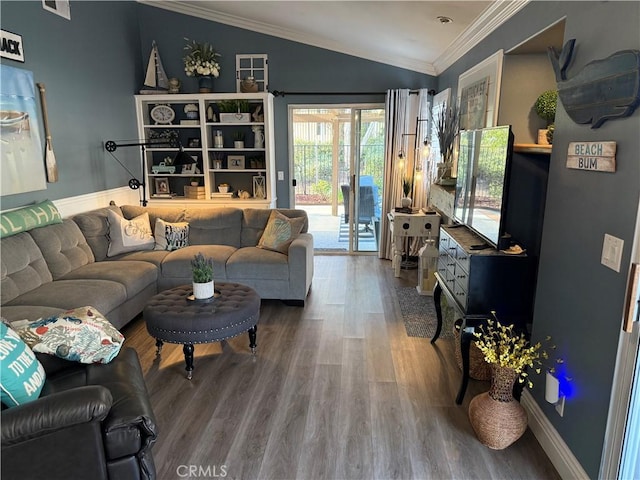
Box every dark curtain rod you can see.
[271,89,435,98]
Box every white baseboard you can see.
[521,390,589,479]
[52,187,139,218]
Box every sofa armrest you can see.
[1,385,113,446]
[288,232,314,301]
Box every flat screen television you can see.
[453,125,514,247]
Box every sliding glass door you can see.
[289,105,384,253]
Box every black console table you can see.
[432,225,535,404]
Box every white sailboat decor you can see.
[140,41,169,94]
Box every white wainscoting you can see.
[53,187,139,217]
[521,390,589,479]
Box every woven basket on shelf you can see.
[453,319,491,381]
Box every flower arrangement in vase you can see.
[183,38,221,93]
[191,252,214,299]
[434,102,460,184]
[468,313,556,450]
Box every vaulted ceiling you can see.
[141,1,531,75]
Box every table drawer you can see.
[454,268,469,292]
[453,281,468,309]
[455,246,470,273]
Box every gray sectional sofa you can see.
[1,204,313,328]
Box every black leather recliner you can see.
[1,347,158,480]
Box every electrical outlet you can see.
[555,395,565,417]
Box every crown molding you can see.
[139,0,438,74]
[139,0,528,77]
[433,0,530,74]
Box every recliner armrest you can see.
[1,385,113,446]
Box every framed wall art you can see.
[457,50,504,130]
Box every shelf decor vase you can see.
[192,280,214,300]
[468,364,528,450]
[198,76,214,93]
[401,196,412,208]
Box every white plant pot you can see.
[537,129,550,145]
[234,141,245,149]
[401,196,412,208]
[193,281,214,299]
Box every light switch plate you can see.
[277,171,284,181]
[602,234,624,272]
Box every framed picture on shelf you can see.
[154,177,170,194]
[188,137,200,148]
[228,155,245,170]
[181,163,197,174]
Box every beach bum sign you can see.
[1,30,24,62]
[567,141,616,172]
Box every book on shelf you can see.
[210,192,234,198]
[151,193,175,198]
[180,119,199,125]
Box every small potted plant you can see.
[233,131,245,149]
[401,176,413,208]
[218,183,229,193]
[189,177,199,187]
[191,252,214,299]
[534,90,557,145]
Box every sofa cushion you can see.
[226,247,289,280]
[6,280,128,320]
[257,210,305,254]
[120,205,186,229]
[1,232,53,305]
[107,250,170,268]
[185,208,242,247]
[107,211,154,257]
[160,245,236,280]
[29,219,95,279]
[0,323,46,407]
[154,219,189,251]
[0,199,62,239]
[72,206,122,262]
[59,260,158,298]
[14,306,124,364]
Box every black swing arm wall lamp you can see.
[104,138,195,206]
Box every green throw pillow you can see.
[0,200,62,239]
[0,322,46,407]
[257,210,305,254]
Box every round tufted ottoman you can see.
[144,283,260,379]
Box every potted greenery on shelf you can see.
[218,99,251,123]
[233,131,245,149]
[534,90,557,145]
[191,252,214,299]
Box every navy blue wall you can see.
[0,1,142,211]
[439,2,639,477]
[136,4,436,206]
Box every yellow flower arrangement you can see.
[474,313,557,388]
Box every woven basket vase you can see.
[468,364,528,449]
[453,320,491,381]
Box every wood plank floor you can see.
[122,256,561,480]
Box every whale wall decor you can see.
[548,39,640,129]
